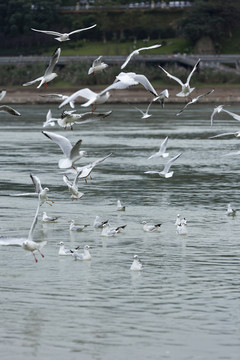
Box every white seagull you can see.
[121,44,161,69]
[42,130,87,169]
[210,105,224,127]
[57,241,80,256]
[88,56,109,75]
[226,203,239,216]
[101,223,127,237]
[43,109,61,128]
[175,214,181,226]
[63,153,112,183]
[22,196,47,263]
[153,89,169,108]
[130,255,143,271]
[71,245,92,261]
[63,172,84,201]
[134,100,153,119]
[141,221,161,232]
[57,109,112,129]
[158,58,201,97]
[209,131,240,139]
[176,218,188,235]
[176,89,214,116]
[23,48,61,88]
[31,24,97,42]
[148,136,169,160]
[30,174,54,206]
[145,153,182,178]
[40,94,75,109]
[42,211,59,223]
[117,199,125,211]
[93,216,109,229]
[69,219,89,232]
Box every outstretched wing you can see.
[69,24,97,36]
[158,65,183,87]
[70,139,82,160]
[186,58,201,86]
[0,105,21,116]
[159,136,168,153]
[42,130,72,158]
[59,88,97,108]
[30,174,43,194]
[31,28,62,36]
[222,108,240,121]
[44,48,61,76]
[163,153,182,173]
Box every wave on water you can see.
[0,236,25,246]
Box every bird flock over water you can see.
[1,23,240,268]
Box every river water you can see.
[0,103,240,360]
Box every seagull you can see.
[70,245,92,261]
[42,109,61,128]
[134,100,153,119]
[57,110,112,130]
[0,90,6,101]
[0,105,21,116]
[42,130,87,169]
[69,220,90,232]
[93,216,109,229]
[63,153,112,183]
[153,89,169,108]
[59,71,160,110]
[30,174,54,206]
[121,44,161,69]
[22,196,47,263]
[175,214,181,226]
[148,136,169,160]
[210,105,224,127]
[141,221,161,232]
[22,48,61,88]
[57,241,80,256]
[221,108,240,122]
[158,58,200,98]
[209,131,240,139]
[63,173,84,201]
[176,218,188,235]
[88,56,109,75]
[145,153,182,178]
[226,203,239,216]
[176,89,214,116]
[117,199,125,211]
[40,94,75,108]
[31,24,97,42]
[101,223,127,237]
[130,255,143,271]
[42,212,59,223]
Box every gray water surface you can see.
[0,103,240,360]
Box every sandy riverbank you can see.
[2,85,240,105]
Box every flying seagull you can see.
[121,44,161,69]
[31,24,97,42]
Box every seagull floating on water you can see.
[117,199,125,211]
[70,245,92,261]
[148,136,169,160]
[141,221,161,232]
[226,203,239,216]
[93,216,109,229]
[31,24,97,42]
[145,153,182,178]
[42,211,59,223]
[101,223,127,237]
[158,58,200,98]
[130,255,143,271]
[69,220,90,232]
[121,44,161,69]
[176,218,188,235]
[88,56,109,75]
[57,241,80,256]
[23,48,61,88]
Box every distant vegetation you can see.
[0,0,240,55]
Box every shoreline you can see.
[3,86,240,105]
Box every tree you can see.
[179,0,240,45]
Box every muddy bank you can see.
[3,86,240,105]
